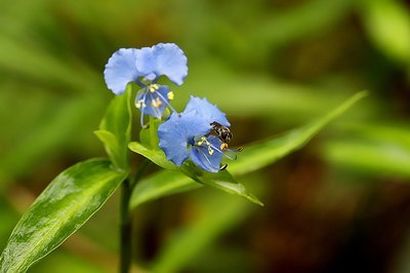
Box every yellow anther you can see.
[195,136,215,155]
[151,97,162,108]
[208,147,214,155]
[167,91,174,100]
[196,136,206,146]
[135,100,145,109]
[148,84,159,93]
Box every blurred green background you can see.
[0,0,409,272]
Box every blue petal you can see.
[158,111,209,166]
[135,85,171,118]
[104,48,141,95]
[134,46,156,78]
[183,96,230,127]
[135,43,188,85]
[190,136,224,173]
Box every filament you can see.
[155,90,177,113]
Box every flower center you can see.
[195,136,215,155]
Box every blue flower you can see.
[104,43,187,94]
[103,48,140,95]
[135,43,188,86]
[104,43,187,124]
[182,96,230,127]
[158,96,232,173]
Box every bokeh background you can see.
[1,0,409,272]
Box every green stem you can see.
[149,117,157,149]
[119,160,150,273]
[120,178,132,273]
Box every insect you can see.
[208,121,243,170]
[210,121,233,147]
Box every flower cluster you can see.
[104,43,238,173]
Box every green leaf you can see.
[130,171,201,208]
[139,117,162,150]
[129,141,177,170]
[130,92,367,208]
[324,139,410,178]
[95,84,134,170]
[229,91,368,175]
[360,0,410,64]
[129,142,263,205]
[94,129,121,162]
[0,159,127,273]
[181,166,263,205]
[323,123,410,178]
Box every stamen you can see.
[141,114,147,128]
[139,91,149,128]
[135,99,146,109]
[196,136,207,146]
[155,91,177,113]
[195,137,235,160]
[196,147,218,172]
[148,84,160,93]
[167,91,174,100]
[208,141,238,160]
[208,146,214,155]
[149,93,162,118]
[151,97,162,108]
